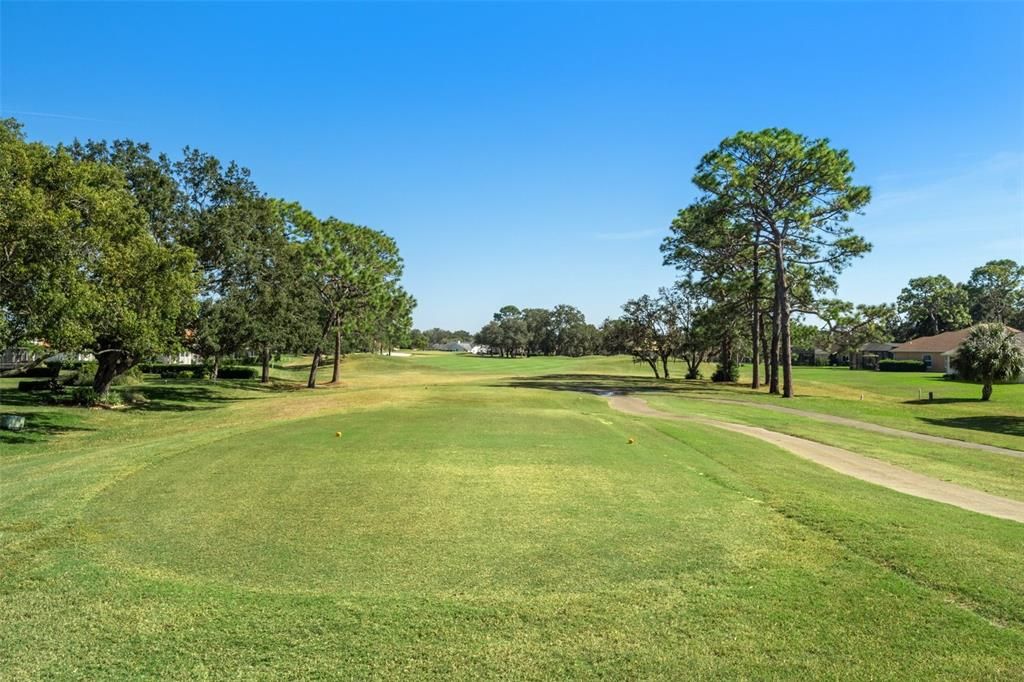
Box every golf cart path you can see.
[700,398,1024,459]
[608,395,1024,524]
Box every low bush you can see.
[878,359,927,372]
[140,363,203,375]
[70,362,98,386]
[18,365,58,378]
[17,380,54,392]
[112,366,144,386]
[191,367,208,379]
[69,386,100,407]
[217,366,257,380]
[712,362,739,383]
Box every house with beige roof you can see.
[892,326,1023,374]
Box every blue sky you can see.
[2,1,1022,331]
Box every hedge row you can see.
[18,366,58,378]
[18,380,57,392]
[138,363,257,380]
[216,366,258,379]
[878,359,927,372]
[138,363,203,375]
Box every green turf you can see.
[641,394,1024,503]
[1,354,1022,678]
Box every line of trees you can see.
[0,118,414,397]
[763,259,1024,362]
[474,305,601,357]
[408,328,474,349]
[892,260,1024,340]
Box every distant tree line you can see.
[474,305,601,358]
[773,259,1024,361]
[0,118,414,398]
[408,328,474,349]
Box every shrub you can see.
[140,363,202,376]
[217,366,257,380]
[112,366,143,386]
[878,359,927,372]
[69,386,100,407]
[712,362,739,383]
[71,362,98,386]
[17,380,54,392]
[18,365,58,378]
[191,367,208,379]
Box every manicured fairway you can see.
[1,354,1023,678]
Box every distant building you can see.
[429,342,472,353]
[0,347,34,370]
[892,326,1023,374]
[155,351,199,365]
[792,347,830,366]
[940,327,1024,381]
[849,342,898,370]
[0,343,92,370]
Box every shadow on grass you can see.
[904,398,983,405]
[125,384,259,412]
[919,416,1024,439]
[0,389,52,408]
[126,377,308,412]
[495,373,714,395]
[0,412,95,446]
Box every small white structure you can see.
[430,342,472,353]
[156,351,198,365]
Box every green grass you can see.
[1,354,1022,678]
[642,394,1024,503]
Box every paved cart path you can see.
[608,394,1024,524]
[695,398,1024,459]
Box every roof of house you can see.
[893,326,1022,354]
[858,342,898,352]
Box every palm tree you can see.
[951,324,1024,401]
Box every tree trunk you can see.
[211,354,220,381]
[769,299,780,395]
[332,328,341,383]
[751,242,761,389]
[774,247,794,398]
[92,350,132,398]
[307,347,322,389]
[661,353,671,380]
[982,382,993,401]
[760,314,771,390]
[260,347,271,384]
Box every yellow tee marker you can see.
[627,438,635,445]
[335,432,342,438]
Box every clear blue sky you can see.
[3,1,1022,331]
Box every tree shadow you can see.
[124,384,264,412]
[904,398,983,405]
[918,416,1024,439]
[494,373,714,396]
[0,389,53,408]
[0,412,95,446]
